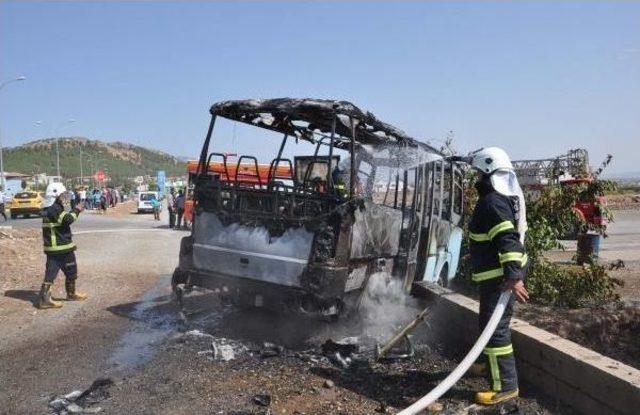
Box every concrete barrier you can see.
[418,284,640,415]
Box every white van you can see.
[137,191,160,213]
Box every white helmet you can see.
[43,182,67,208]
[469,147,513,174]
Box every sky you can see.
[1,1,639,174]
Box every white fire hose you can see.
[398,291,512,415]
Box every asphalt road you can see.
[600,209,640,262]
[5,207,169,232]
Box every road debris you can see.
[260,342,284,358]
[376,307,428,361]
[425,401,444,412]
[211,338,247,361]
[252,393,271,407]
[48,378,112,414]
[609,259,625,270]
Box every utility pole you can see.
[0,76,26,191]
[54,119,76,178]
[79,144,83,186]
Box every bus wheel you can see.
[437,264,449,288]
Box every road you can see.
[600,209,640,262]
[0,206,568,414]
[554,209,640,302]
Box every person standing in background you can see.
[79,187,86,207]
[167,187,176,229]
[0,186,7,222]
[175,190,185,230]
[150,194,161,221]
[69,190,77,210]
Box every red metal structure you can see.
[512,149,605,227]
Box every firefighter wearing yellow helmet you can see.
[37,182,87,309]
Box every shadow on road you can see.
[4,289,38,306]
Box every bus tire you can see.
[437,263,449,288]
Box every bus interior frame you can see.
[174,98,464,317]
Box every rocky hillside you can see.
[4,137,183,180]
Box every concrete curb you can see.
[421,285,640,415]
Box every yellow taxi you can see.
[10,191,44,219]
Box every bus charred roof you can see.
[210,98,440,154]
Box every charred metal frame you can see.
[178,98,460,317]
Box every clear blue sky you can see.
[1,1,639,174]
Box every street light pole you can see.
[79,144,83,186]
[0,76,26,191]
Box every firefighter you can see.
[37,182,87,309]
[467,147,529,405]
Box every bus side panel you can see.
[446,227,463,281]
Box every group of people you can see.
[166,188,187,229]
[69,187,124,213]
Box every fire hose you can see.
[397,291,512,415]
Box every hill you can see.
[4,137,184,182]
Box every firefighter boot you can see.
[65,279,88,301]
[37,282,63,309]
[475,389,519,405]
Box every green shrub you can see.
[526,258,621,308]
[459,172,621,308]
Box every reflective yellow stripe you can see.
[69,212,78,220]
[484,344,514,392]
[472,267,504,282]
[484,345,514,356]
[498,252,529,267]
[488,221,515,240]
[51,226,57,248]
[44,242,76,252]
[57,212,67,224]
[470,232,490,242]
[487,353,500,391]
[499,252,524,264]
[42,222,61,228]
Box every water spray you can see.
[397,291,512,415]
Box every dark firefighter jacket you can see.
[41,200,81,255]
[469,184,527,283]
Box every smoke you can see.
[192,212,314,287]
[358,272,422,342]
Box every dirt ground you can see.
[604,194,640,211]
[0,225,568,415]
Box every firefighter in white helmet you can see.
[37,182,87,309]
[467,147,529,405]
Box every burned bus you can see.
[173,98,464,317]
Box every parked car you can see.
[10,191,44,219]
[137,191,161,213]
